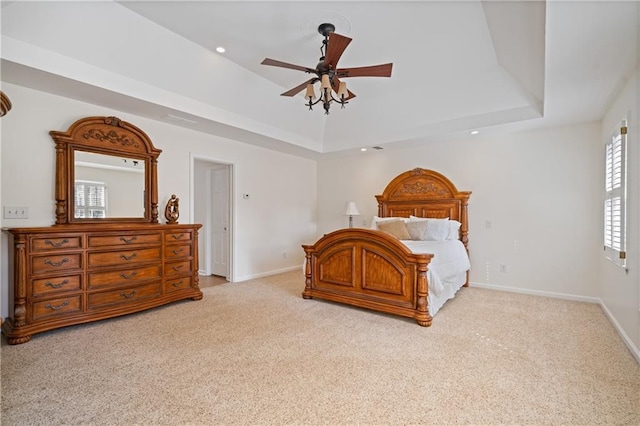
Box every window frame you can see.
[603,119,627,268]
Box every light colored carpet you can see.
[2,270,639,425]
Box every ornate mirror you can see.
[50,116,162,224]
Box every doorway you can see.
[192,157,233,283]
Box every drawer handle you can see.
[119,236,138,244]
[119,271,138,280]
[45,300,69,311]
[44,258,69,268]
[171,234,185,240]
[45,279,69,289]
[120,253,138,261]
[171,265,185,271]
[45,239,69,248]
[171,248,184,255]
[171,280,185,288]
[120,290,137,299]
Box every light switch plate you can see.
[3,206,29,219]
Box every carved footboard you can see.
[302,229,434,326]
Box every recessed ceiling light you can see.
[216,47,226,53]
[470,130,479,135]
[361,148,367,152]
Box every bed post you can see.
[415,260,432,327]
[302,250,313,299]
[460,198,469,250]
[460,195,470,287]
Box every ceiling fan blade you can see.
[261,58,316,74]
[322,32,352,69]
[331,76,356,100]
[336,63,393,78]
[280,78,317,97]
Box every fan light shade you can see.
[305,84,316,100]
[337,82,348,98]
[320,74,331,89]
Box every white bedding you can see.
[400,239,470,316]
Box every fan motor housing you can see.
[318,23,335,37]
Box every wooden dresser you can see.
[2,223,202,344]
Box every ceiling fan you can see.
[261,23,393,114]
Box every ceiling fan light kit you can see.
[261,23,393,115]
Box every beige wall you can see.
[317,122,603,300]
[600,68,640,356]
[0,83,318,317]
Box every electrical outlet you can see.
[3,206,29,219]
[499,264,507,273]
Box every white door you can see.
[211,167,229,277]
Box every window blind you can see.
[75,181,107,219]
[604,121,627,266]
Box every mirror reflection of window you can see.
[75,180,107,218]
[74,151,145,218]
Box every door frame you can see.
[190,154,234,283]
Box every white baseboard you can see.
[599,302,640,363]
[233,265,302,283]
[470,281,640,364]
[469,281,600,303]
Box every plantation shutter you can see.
[604,121,627,266]
[75,181,107,218]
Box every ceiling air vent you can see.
[162,114,198,125]
[372,146,384,150]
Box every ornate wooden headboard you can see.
[375,168,472,249]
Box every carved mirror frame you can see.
[50,116,162,224]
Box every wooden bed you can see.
[302,168,471,326]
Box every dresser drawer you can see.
[32,295,82,321]
[88,247,161,268]
[88,233,161,248]
[165,260,193,277]
[32,275,82,297]
[31,254,82,275]
[31,236,83,252]
[164,244,192,259]
[164,276,193,293]
[88,265,162,289]
[88,282,162,310]
[165,230,192,243]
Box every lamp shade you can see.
[305,84,316,100]
[345,201,360,216]
[320,74,331,90]
[337,81,348,98]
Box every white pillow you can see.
[408,216,461,240]
[370,216,409,230]
[448,220,462,240]
[424,220,450,241]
